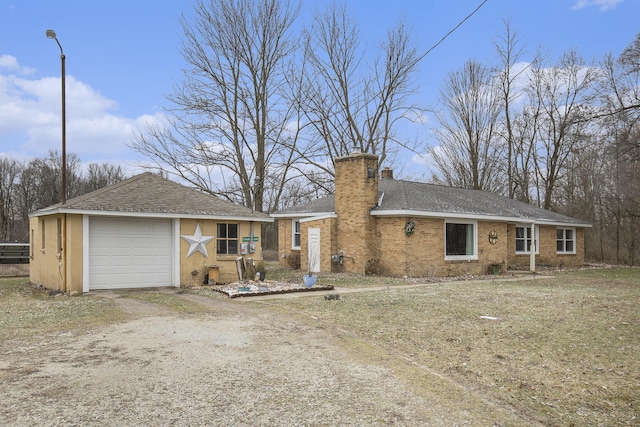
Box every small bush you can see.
[286,251,301,270]
[365,258,389,276]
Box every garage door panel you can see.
[89,217,173,290]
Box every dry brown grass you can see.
[0,279,124,339]
[262,268,640,426]
[0,264,29,277]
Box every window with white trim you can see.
[557,227,576,254]
[57,217,63,253]
[40,219,45,251]
[515,225,538,254]
[445,221,477,260]
[292,219,301,249]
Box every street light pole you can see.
[46,29,66,205]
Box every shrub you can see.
[286,251,301,270]
[365,258,389,276]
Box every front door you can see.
[308,227,321,273]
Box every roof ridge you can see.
[34,172,271,220]
[62,172,151,206]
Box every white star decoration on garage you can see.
[181,223,214,257]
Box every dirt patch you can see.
[0,290,528,426]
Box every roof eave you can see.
[300,213,338,223]
[371,209,591,227]
[29,208,274,223]
[270,211,334,219]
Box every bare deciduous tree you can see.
[132,0,301,212]
[431,59,503,192]
[83,163,127,193]
[493,19,528,199]
[292,3,422,178]
[0,158,20,240]
[526,50,599,209]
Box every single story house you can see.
[29,172,272,293]
[272,152,591,277]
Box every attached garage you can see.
[88,217,173,290]
[29,172,273,294]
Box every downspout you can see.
[250,221,254,256]
[61,213,67,292]
[529,222,536,273]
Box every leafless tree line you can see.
[0,151,126,241]
[431,23,640,265]
[129,1,638,264]
[131,0,424,212]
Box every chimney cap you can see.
[381,167,394,179]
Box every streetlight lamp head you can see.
[46,29,57,39]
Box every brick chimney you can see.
[334,152,379,274]
[381,167,393,179]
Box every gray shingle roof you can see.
[32,172,271,221]
[271,195,335,216]
[376,180,588,225]
[272,178,589,226]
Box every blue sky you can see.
[0,0,637,176]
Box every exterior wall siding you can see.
[29,214,84,293]
[374,218,510,277]
[277,218,297,267]
[274,153,587,278]
[179,219,263,286]
[29,216,59,291]
[65,215,84,293]
[334,153,379,275]
[508,225,585,268]
[31,215,264,292]
[299,217,336,275]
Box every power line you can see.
[415,0,489,65]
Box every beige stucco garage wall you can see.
[179,218,263,286]
[29,214,84,294]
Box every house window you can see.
[515,226,538,254]
[57,217,63,253]
[292,220,301,249]
[445,221,477,260]
[41,219,45,251]
[216,223,238,255]
[557,228,575,254]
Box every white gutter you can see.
[530,222,536,273]
[30,208,273,223]
[300,213,337,223]
[270,211,334,219]
[370,209,592,228]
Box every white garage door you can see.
[89,217,173,290]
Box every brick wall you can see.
[334,153,379,274]
[373,218,510,277]
[300,216,337,274]
[277,218,295,267]
[507,224,585,268]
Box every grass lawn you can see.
[0,278,123,339]
[258,267,640,426]
[2,265,638,425]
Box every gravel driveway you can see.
[1,290,510,426]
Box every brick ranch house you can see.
[29,173,272,293]
[271,152,591,277]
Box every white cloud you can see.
[0,55,35,75]
[0,57,155,167]
[570,0,623,11]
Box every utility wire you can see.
[414,0,489,66]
